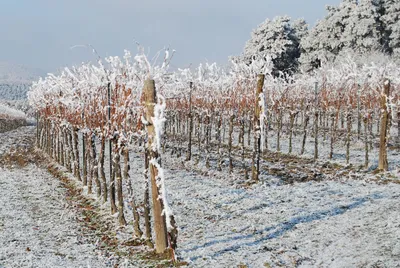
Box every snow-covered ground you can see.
[1,125,400,268]
[0,127,109,268]
[0,167,109,268]
[161,160,400,267]
[0,126,177,268]
[0,103,26,119]
[121,139,400,267]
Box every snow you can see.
[0,103,26,119]
[0,84,31,101]
[0,128,108,268]
[0,167,109,268]
[159,156,400,267]
[149,158,173,232]
[0,127,163,268]
[118,131,400,267]
[1,118,400,267]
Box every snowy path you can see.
[159,158,400,267]
[0,127,107,268]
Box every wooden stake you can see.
[252,74,264,182]
[378,80,390,171]
[143,79,168,254]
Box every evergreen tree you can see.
[300,0,359,71]
[300,0,391,71]
[345,0,383,53]
[239,16,308,76]
[238,0,400,74]
[381,0,400,56]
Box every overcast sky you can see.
[0,0,341,72]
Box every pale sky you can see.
[0,0,341,72]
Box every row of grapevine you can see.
[29,50,178,257]
[28,50,399,258]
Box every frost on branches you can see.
[236,16,307,76]
[300,0,400,71]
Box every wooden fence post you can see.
[186,82,193,161]
[314,82,319,162]
[378,79,390,171]
[107,82,117,214]
[36,112,39,147]
[82,132,88,186]
[357,85,361,140]
[252,74,264,182]
[143,79,168,254]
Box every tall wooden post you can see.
[346,112,352,165]
[314,82,319,162]
[364,116,369,169]
[228,114,234,173]
[143,79,168,254]
[186,82,193,161]
[82,132,87,186]
[378,80,390,171]
[357,85,361,140]
[252,74,264,182]
[108,82,117,214]
[36,112,39,147]
[73,127,81,181]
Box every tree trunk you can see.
[378,80,390,171]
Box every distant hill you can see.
[0,62,45,84]
[0,62,45,100]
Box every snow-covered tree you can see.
[300,0,358,70]
[300,0,400,71]
[381,0,400,56]
[238,16,308,76]
[345,0,383,53]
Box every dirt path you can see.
[0,127,109,268]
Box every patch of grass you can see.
[0,139,45,168]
